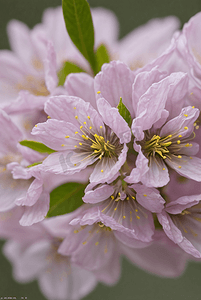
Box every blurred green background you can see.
[1,0,201,299]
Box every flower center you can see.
[143,134,172,159]
[90,134,117,159]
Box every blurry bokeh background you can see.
[1,0,201,299]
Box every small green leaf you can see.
[117,97,132,127]
[47,182,86,217]
[26,161,42,168]
[62,0,97,74]
[58,61,86,86]
[96,44,110,72]
[20,140,56,154]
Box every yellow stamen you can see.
[184,126,188,130]
[75,116,78,119]
[97,91,101,94]
[101,169,103,173]
[177,140,181,144]
[143,194,147,197]
[65,135,69,138]
[87,116,90,119]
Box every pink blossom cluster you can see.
[1,5,201,300]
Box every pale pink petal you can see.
[166,155,201,182]
[83,184,114,204]
[132,183,165,213]
[0,109,22,154]
[121,230,187,277]
[132,66,166,115]
[19,191,50,226]
[15,178,43,206]
[44,41,58,92]
[64,73,97,109]
[95,61,135,117]
[97,97,131,143]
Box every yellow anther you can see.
[118,192,121,196]
[61,144,65,147]
[74,230,78,234]
[87,116,90,119]
[74,145,77,148]
[75,131,78,134]
[95,242,99,246]
[84,122,86,125]
[177,140,181,144]
[163,168,165,170]
[89,126,92,130]
[194,122,197,127]
[74,164,77,167]
[111,195,114,200]
[136,216,140,220]
[143,194,147,197]
[101,169,104,173]
[196,125,199,130]
[189,143,192,147]
[192,105,195,108]
[123,216,126,219]
[97,91,101,94]
[178,166,182,169]
[35,124,37,127]
[75,116,78,119]
[65,135,70,138]
[184,114,188,117]
[185,143,190,147]
[80,126,83,129]
[190,157,193,159]
[114,207,117,211]
[135,209,138,212]
[82,135,88,140]
[184,126,188,130]
[163,156,167,159]
[73,107,76,109]
[100,126,103,129]
[47,116,51,119]
[82,241,87,245]
[178,135,182,138]
[126,197,129,200]
[178,155,182,158]
[132,196,135,200]
[79,143,82,146]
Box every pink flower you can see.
[129,71,201,187]
[32,94,131,183]
[83,178,165,243]
[1,209,97,300]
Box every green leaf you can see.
[26,161,42,168]
[117,97,132,127]
[96,44,110,72]
[62,0,97,74]
[58,61,86,86]
[20,140,56,154]
[47,182,86,217]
